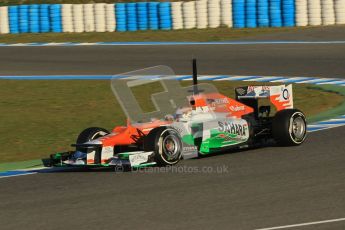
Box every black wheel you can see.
[272,109,307,146]
[143,127,183,166]
[76,127,110,151]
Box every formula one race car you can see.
[46,60,307,169]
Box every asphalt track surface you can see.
[1,43,345,78]
[0,27,345,230]
[0,127,344,230]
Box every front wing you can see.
[44,150,157,169]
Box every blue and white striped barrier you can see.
[0,170,37,178]
[0,167,69,179]
[308,115,345,132]
[0,1,344,34]
[1,74,345,85]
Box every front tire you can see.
[143,127,183,166]
[76,127,110,151]
[272,109,307,146]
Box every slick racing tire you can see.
[272,109,307,146]
[144,127,183,166]
[76,127,110,151]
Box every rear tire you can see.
[143,127,183,166]
[272,109,307,146]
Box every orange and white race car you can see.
[46,60,307,170]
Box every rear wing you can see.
[235,84,293,111]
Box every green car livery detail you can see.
[182,123,248,155]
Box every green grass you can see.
[306,85,345,123]
[0,27,306,43]
[0,79,343,163]
[132,81,165,112]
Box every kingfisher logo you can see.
[229,105,245,112]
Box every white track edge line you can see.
[254,217,345,230]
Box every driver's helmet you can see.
[175,106,192,120]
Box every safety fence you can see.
[0,0,344,34]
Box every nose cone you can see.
[101,127,136,146]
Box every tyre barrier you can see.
[95,3,106,32]
[172,1,184,29]
[40,4,50,33]
[116,3,127,32]
[127,3,137,31]
[8,6,19,34]
[296,0,308,26]
[246,0,257,28]
[106,4,116,32]
[233,0,245,28]
[0,6,10,34]
[1,1,345,34]
[196,0,208,29]
[321,0,335,25]
[19,5,29,33]
[183,1,196,29]
[84,4,95,32]
[220,0,232,27]
[208,0,221,28]
[50,4,62,33]
[270,0,282,27]
[308,0,322,26]
[148,2,159,30]
[335,0,345,24]
[258,0,270,27]
[282,0,295,26]
[137,2,149,31]
[73,4,84,33]
[62,4,73,32]
[29,4,40,33]
[159,2,172,30]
